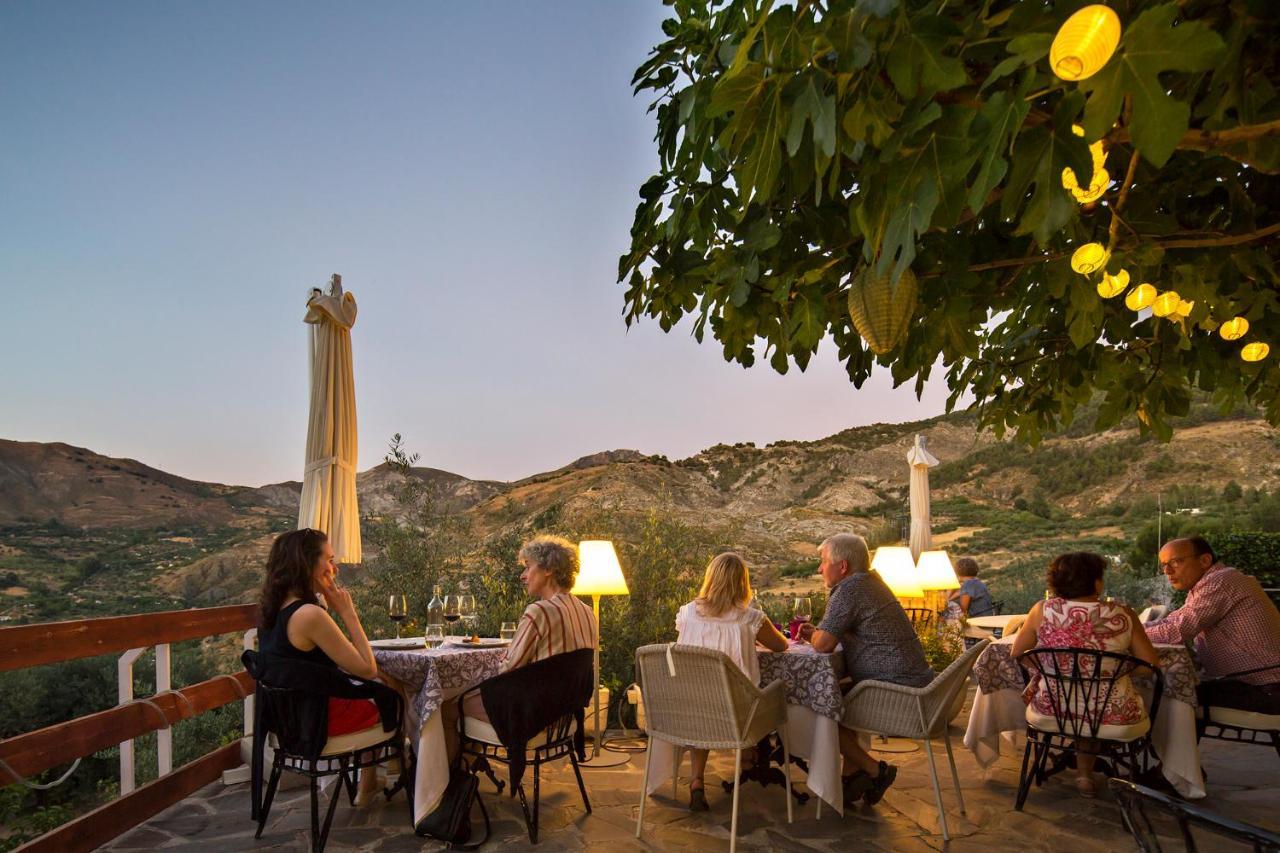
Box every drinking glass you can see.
[500,621,518,642]
[793,596,812,624]
[459,594,477,634]
[443,595,461,634]
[388,594,408,639]
[424,624,444,649]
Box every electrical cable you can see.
[601,680,648,754]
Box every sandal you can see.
[689,784,709,812]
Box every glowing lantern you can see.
[1151,291,1182,318]
[1174,299,1195,319]
[1071,243,1109,275]
[1050,5,1122,82]
[1071,168,1111,203]
[1097,269,1129,298]
[1219,317,1249,340]
[847,266,918,355]
[1242,342,1270,363]
[1125,283,1156,311]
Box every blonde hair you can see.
[696,552,753,617]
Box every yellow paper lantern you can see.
[1071,243,1109,275]
[1050,5,1122,82]
[1242,342,1270,363]
[1064,125,1108,200]
[1125,283,1156,311]
[1097,269,1129,298]
[846,266,918,355]
[1151,291,1182,318]
[1219,317,1249,341]
[1174,299,1195,319]
[1071,167,1110,203]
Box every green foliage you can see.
[916,618,964,673]
[1216,532,1280,592]
[622,0,1280,443]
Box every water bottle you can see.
[427,585,444,628]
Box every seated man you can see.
[1145,536,1280,714]
[798,533,935,806]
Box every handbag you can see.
[415,761,490,849]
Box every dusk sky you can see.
[1,2,954,487]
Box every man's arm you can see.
[1144,578,1232,645]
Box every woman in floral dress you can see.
[1011,552,1160,797]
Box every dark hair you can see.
[1183,535,1217,563]
[954,557,979,578]
[259,528,327,629]
[1047,551,1107,600]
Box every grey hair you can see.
[518,536,579,590]
[821,533,870,574]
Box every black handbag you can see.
[414,762,490,849]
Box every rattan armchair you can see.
[634,643,792,853]
[839,638,990,842]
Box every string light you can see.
[1242,342,1270,363]
[1125,283,1156,311]
[1050,5,1122,82]
[1064,125,1110,202]
[1071,243,1109,274]
[1174,299,1195,319]
[1096,269,1129,298]
[1219,317,1249,340]
[1151,291,1182,318]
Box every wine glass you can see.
[443,594,461,635]
[424,624,444,648]
[792,596,813,641]
[500,621,517,642]
[388,594,408,639]
[459,594,477,635]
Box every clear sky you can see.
[1,2,954,487]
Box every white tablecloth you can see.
[374,645,506,824]
[644,644,847,814]
[963,637,1204,799]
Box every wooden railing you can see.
[0,604,258,853]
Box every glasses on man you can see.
[1159,554,1198,571]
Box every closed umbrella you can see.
[907,434,938,562]
[298,274,361,563]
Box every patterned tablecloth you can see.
[973,641,1197,707]
[758,644,846,720]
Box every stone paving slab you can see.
[102,689,1280,851]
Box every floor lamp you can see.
[869,546,924,754]
[572,540,631,767]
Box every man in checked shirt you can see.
[1145,536,1280,714]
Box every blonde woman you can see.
[674,552,788,811]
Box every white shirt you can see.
[675,601,766,684]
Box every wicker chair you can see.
[839,639,990,842]
[634,643,792,853]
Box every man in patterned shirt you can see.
[797,533,935,807]
[1145,536,1280,713]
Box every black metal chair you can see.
[457,650,593,843]
[1110,779,1280,852]
[1197,663,1280,760]
[904,607,938,631]
[244,651,408,853]
[1015,647,1163,811]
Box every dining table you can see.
[644,642,850,815]
[373,641,507,825]
[962,635,1203,799]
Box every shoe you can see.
[862,761,898,806]
[689,785,709,812]
[1075,775,1098,798]
[842,771,873,805]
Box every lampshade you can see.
[1242,342,1270,363]
[1050,5,1122,82]
[573,540,630,596]
[1071,243,1109,275]
[917,550,960,591]
[1219,317,1249,341]
[1125,283,1157,311]
[1097,269,1129,299]
[871,546,925,598]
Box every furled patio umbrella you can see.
[907,434,939,563]
[298,274,361,563]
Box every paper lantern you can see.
[1219,317,1249,341]
[1050,5,1122,82]
[1071,243,1109,275]
[847,266,918,355]
[1072,168,1110,203]
[1125,283,1156,311]
[1242,342,1270,363]
[1174,299,1195,319]
[1151,291,1182,318]
[1097,269,1129,298]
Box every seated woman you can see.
[258,528,384,803]
[444,536,598,757]
[947,557,995,619]
[1011,551,1160,797]
[674,552,788,812]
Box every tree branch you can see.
[1151,223,1280,249]
[1108,118,1280,153]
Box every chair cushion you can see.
[1026,707,1150,742]
[320,724,395,756]
[1207,705,1280,732]
[463,716,574,748]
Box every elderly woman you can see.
[443,536,598,758]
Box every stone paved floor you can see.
[104,690,1279,851]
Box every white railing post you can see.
[117,647,145,795]
[155,643,172,778]
[242,629,258,738]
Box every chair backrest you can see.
[918,638,989,734]
[1020,647,1162,739]
[1110,779,1280,852]
[903,608,937,630]
[635,644,760,748]
[476,647,594,745]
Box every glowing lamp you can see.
[1050,5,1122,82]
[917,550,960,591]
[1242,342,1270,363]
[871,546,925,599]
[1219,317,1249,341]
[1125,283,1157,311]
[1071,243,1109,275]
[573,540,630,761]
[1097,269,1129,299]
[1151,291,1182,318]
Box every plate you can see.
[370,637,426,650]
[445,637,510,648]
